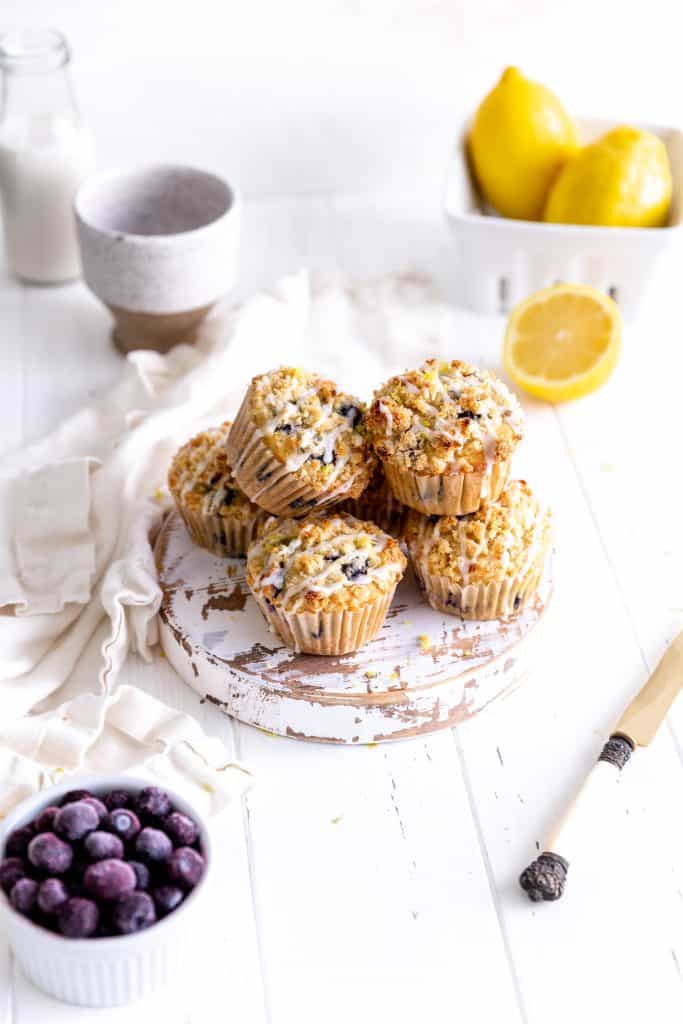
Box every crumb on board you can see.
[152,488,166,503]
[364,670,377,680]
[418,634,432,652]
[331,815,344,825]
[390,670,400,681]
[158,649,166,659]
[366,742,378,748]
[402,620,413,626]
[202,782,215,794]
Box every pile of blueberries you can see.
[0,786,205,939]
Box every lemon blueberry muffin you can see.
[404,479,550,620]
[168,422,269,557]
[367,358,523,516]
[226,367,376,516]
[339,463,407,539]
[246,511,407,655]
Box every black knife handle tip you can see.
[519,851,569,902]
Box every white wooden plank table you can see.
[1,191,683,1024]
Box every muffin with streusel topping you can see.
[404,480,551,620]
[168,422,269,557]
[226,368,376,516]
[246,511,407,655]
[367,358,523,516]
[339,463,407,539]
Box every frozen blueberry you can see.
[0,858,27,893]
[58,897,99,938]
[5,826,34,858]
[60,788,93,806]
[35,806,59,832]
[167,847,205,890]
[135,827,173,864]
[54,800,99,841]
[105,807,141,842]
[128,860,151,891]
[84,858,136,902]
[37,878,69,915]
[164,812,199,847]
[82,796,108,823]
[103,789,131,811]
[152,885,184,917]
[112,891,156,935]
[28,832,73,874]
[135,786,172,821]
[10,878,38,916]
[84,830,124,862]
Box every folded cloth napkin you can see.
[0,270,474,815]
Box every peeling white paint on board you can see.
[156,513,553,743]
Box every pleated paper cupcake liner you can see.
[412,556,547,621]
[226,387,366,516]
[340,490,408,539]
[175,504,269,558]
[252,587,397,655]
[382,457,511,516]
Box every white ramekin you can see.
[0,774,214,1008]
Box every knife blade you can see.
[614,630,683,747]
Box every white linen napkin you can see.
[0,270,472,815]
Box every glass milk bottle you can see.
[0,29,94,283]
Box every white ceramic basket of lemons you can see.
[444,69,683,319]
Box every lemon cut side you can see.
[503,285,621,403]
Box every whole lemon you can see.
[468,67,578,221]
[544,125,672,227]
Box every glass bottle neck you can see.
[1,66,78,121]
[0,29,78,122]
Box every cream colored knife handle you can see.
[519,735,633,901]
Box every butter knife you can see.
[520,629,683,901]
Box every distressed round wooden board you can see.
[156,513,553,744]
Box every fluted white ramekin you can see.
[0,774,214,1008]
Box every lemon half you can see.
[503,285,621,403]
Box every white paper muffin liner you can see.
[251,587,397,655]
[175,503,268,557]
[411,542,549,621]
[382,457,511,517]
[340,488,407,539]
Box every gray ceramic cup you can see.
[74,165,240,353]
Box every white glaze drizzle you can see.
[252,526,397,612]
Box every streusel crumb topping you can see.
[247,367,375,496]
[168,423,262,523]
[367,358,523,474]
[247,512,406,613]
[405,480,550,586]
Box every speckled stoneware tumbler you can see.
[74,165,240,353]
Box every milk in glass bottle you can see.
[0,29,94,283]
